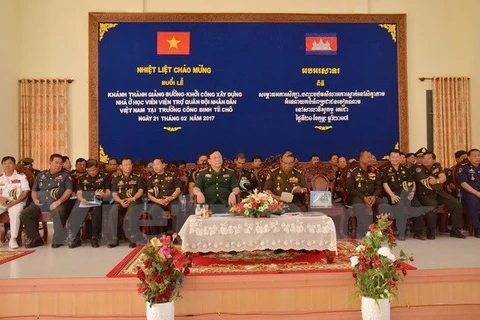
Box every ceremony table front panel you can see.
[178,214,337,253]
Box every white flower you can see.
[366,231,371,237]
[377,246,396,262]
[355,245,366,252]
[350,256,359,267]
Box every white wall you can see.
[0,0,21,160]
[0,0,476,166]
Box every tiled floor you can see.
[0,225,479,279]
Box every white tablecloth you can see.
[178,213,337,253]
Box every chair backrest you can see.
[310,174,330,191]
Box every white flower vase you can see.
[146,301,175,320]
[361,297,390,320]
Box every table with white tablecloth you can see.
[178,213,337,256]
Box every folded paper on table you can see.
[280,192,294,203]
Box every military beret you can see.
[19,157,34,165]
[414,148,427,157]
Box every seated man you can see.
[234,153,254,198]
[20,153,73,248]
[412,151,465,239]
[347,150,387,238]
[193,149,240,211]
[147,157,182,236]
[458,149,480,238]
[250,155,267,192]
[69,159,111,248]
[109,157,145,248]
[0,156,30,249]
[381,150,416,241]
[264,151,308,212]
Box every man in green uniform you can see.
[412,151,466,239]
[347,150,387,237]
[263,151,308,212]
[69,159,111,248]
[109,157,145,248]
[147,157,182,236]
[234,153,254,198]
[193,149,240,211]
[381,150,416,241]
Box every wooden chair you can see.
[308,174,347,239]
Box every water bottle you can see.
[195,204,202,216]
[142,193,148,211]
[180,195,186,211]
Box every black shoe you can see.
[91,238,100,248]
[25,237,44,248]
[273,249,285,254]
[450,228,466,239]
[128,241,137,248]
[107,240,119,248]
[228,251,238,255]
[427,230,436,240]
[52,243,64,248]
[413,232,427,240]
[69,238,82,249]
[475,229,480,238]
[298,249,310,253]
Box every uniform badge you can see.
[458,168,462,174]
[205,174,212,178]
[129,180,137,185]
[118,181,125,186]
[416,167,422,173]
[95,178,103,183]
[223,174,230,178]
[11,179,20,184]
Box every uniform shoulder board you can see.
[293,167,303,174]
[199,167,209,172]
[271,167,280,173]
[224,167,235,172]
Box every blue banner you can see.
[96,19,401,162]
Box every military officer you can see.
[18,157,40,176]
[193,149,240,209]
[458,148,480,238]
[412,151,465,239]
[20,153,73,248]
[250,155,267,192]
[333,156,348,204]
[0,156,30,249]
[445,150,468,199]
[147,157,182,236]
[381,150,416,241]
[69,159,111,248]
[263,151,308,212]
[234,153,255,198]
[347,150,387,237]
[187,154,208,204]
[109,157,145,248]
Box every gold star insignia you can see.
[166,36,181,49]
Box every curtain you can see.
[432,77,470,168]
[19,79,70,170]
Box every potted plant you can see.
[136,234,192,320]
[350,214,414,320]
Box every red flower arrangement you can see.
[350,214,414,300]
[136,234,192,306]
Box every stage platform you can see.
[1,228,480,319]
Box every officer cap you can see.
[414,148,427,157]
[19,157,34,166]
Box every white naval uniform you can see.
[0,170,30,237]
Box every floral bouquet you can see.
[136,234,192,307]
[350,214,414,301]
[229,189,284,218]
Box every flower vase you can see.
[146,301,174,320]
[361,297,390,320]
